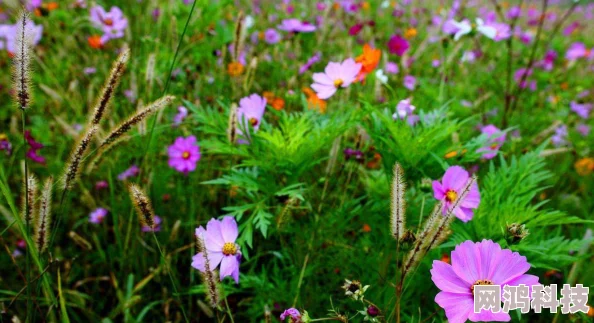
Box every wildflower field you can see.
[1,0,594,322]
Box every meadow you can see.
[0,0,593,322]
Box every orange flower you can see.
[262,91,275,102]
[307,94,327,113]
[271,97,285,111]
[362,223,371,232]
[88,35,103,49]
[366,152,382,169]
[361,1,370,10]
[355,44,381,81]
[575,157,594,176]
[560,82,569,90]
[302,87,315,97]
[47,2,59,10]
[444,151,458,159]
[404,27,417,39]
[227,61,245,77]
[440,253,451,264]
[588,305,594,317]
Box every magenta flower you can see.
[570,101,592,119]
[90,5,128,43]
[403,75,416,91]
[432,166,480,222]
[565,42,591,61]
[168,136,200,174]
[280,308,302,322]
[349,23,364,36]
[192,217,242,283]
[236,94,267,143]
[431,240,539,323]
[264,28,281,44]
[311,58,362,99]
[477,125,506,160]
[25,131,45,165]
[117,165,139,181]
[278,19,316,33]
[387,35,409,56]
[89,208,108,224]
[142,215,162,232]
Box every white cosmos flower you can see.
[375,69,388,84]
[450,18,497,41]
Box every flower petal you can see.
[435,291,474,323]
[220,216,238,243]
[219,256,239,281]
[451,240,481,285]
[430,260,471,294]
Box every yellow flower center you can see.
[222,242,237,256]
[249,117,259,126]
[470,279,494,295]
[182,151,190,159]
[490,143,499,149]
[334,79,344,88]
[445,190,458,202]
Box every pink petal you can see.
[191,252,206,271]
[205,219,225,250]
[324,61,342,78]
[490,250,530,285]
[476,240,502,280]
[433,180,445,200]
[451,240,481,285]
[453,206,474,222]
[312,72,334,85]
[430,260,471,294]
[311,83,336,99]
[468,309,511,322]
[220,216,238,242]
[435,292,474,323]
[460,183,480,209]
[219,255,239,281]
[443,166,469,191]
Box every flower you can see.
[341,279,369,300]
[577,123,590,137]
[387,35,409,56]
[236,94,267,143]
[303,87,327,113]
[0,20,43,55]
[537,50,557,71]
[95,180,108,190]
[575,158,594,176]
[477,125,506,160]
[299,52,321,74]
[173,106,188,126]
[0,134,12,156]
[355,44,381,82]
[264,28,281,44]
[349,23,364,36]
[117,165,139,181]
[90,5,128,43]
[192,216,242,283]
[263,91,285,111]
[280,308,302,322]
[89,208,108,224]
[142,215,162,232]
[227,61,245,76]
[431,239,539,323]
[385,62,399,74]
[551,125,568,147]
[570,101,592,119]
[278,18,316,33]
[448,18,496,41]
[565,42,592,61]
[25,131,45,164]
[392,98,416,120]
[168,136,201,174]
[432,166,480,222]
[404,27,417,39]
[403,75,416,91]
[311,59,361,99]
[87,34,102,48]
[375,69,388,84]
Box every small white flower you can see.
[380,0,390,8]
[450,19,472,41]
[375,69,388,84]
[475,18,497,39]
[450,18,497,41]
[244,15,255,29]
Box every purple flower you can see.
[173,106,188,127]
[311,58,362,99]
[26,0,42,11]
[25,131,45,164]
[349,23,364,36]
[168,136,201,174]
[89,208,108,224]
[298,52,321,75]
[142,215,162,232]
[392,98,415,119]
[117,165,139,181]
[387,35,409,56]
[236,94,267,143]
[0,21,42,53]
[385,62,399,74]
[403,75,416,91]
[278,19,316,33]
[506,6,521,19]
[514,68,533,89]
[90,5,128,42]
[432,166,481,222]
[264,28,281,44]
[280,308,302,322]
[563,21,580,36]
[576,123,590,137]
[344,148,363,161]
[95,180,108,190]
[192,216,242,283]
[570,101,592,119]
[551,125,568,147]
[83,67,97,75]
[0,134,12,156]
[431,240,539,323]
[566,42,591,61]
[537,50,557,71]
[476,125,506,160]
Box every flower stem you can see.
[22,109,32,322]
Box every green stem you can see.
[223,295,235,323]
[22,109,32,322]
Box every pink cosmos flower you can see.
[264,28,281,44]
[278,19,316,33]
[385,62,399,74]
[236,94,267,143]
[90,5,128,43]
[168,135,201,174]
[89,208,108,224]
[403,75,416,91]
[432,166,481,222]
[280,308,302,322]
[192,217,242,283]
[431,240,539,323]
[117,165,139,181]
[387,35,409,56]
[570,101,592,119]
[173,106,188,127]
[477,125,506,160]
[311,59,362,99]
[565,42,592,61]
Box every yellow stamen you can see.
[334,79,344,88]
[182,151,190,159]
[445,190,458,202]
[470,279,494,295]
[222,242,237,256]
[249,117,259,126]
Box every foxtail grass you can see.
[34,177,52,253]
[89,48,129,125]
[62,125,98,191]
[390,163,406,241]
